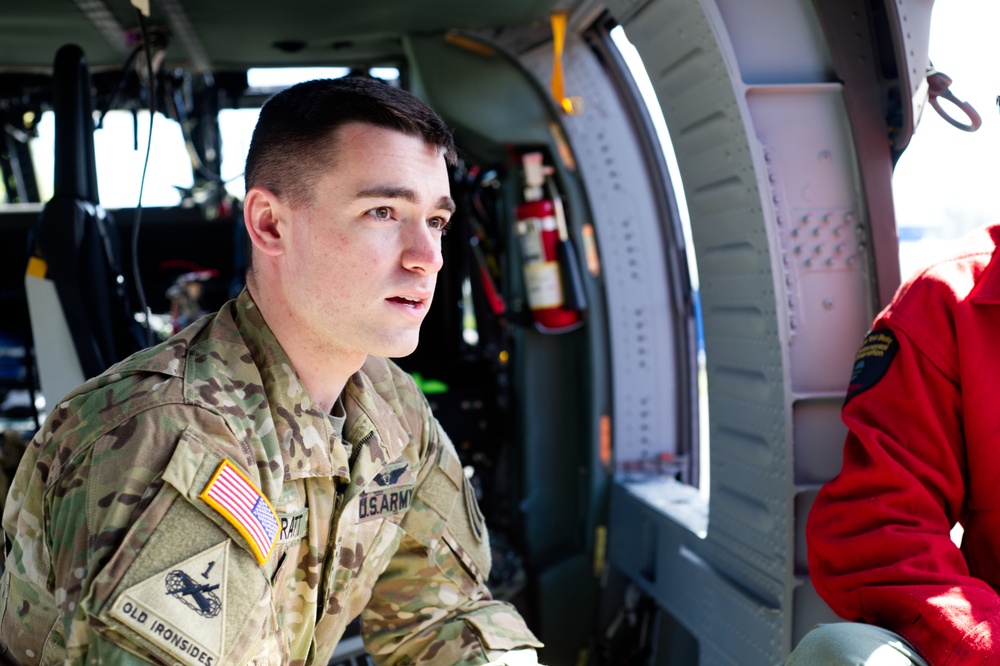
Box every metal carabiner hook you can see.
[927,69,982,132]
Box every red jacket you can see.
[808,225,1000,665]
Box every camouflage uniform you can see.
[0,430,27,522]
[0,290,542,665]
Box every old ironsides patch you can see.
[109,541,229,666]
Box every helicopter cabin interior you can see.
[0,0,945,664]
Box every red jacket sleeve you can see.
[808,315,1000,665]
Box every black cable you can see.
[132,7,155,347]
[95,45,142,130]
[164,81,225,183]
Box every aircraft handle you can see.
[927,70,982,132]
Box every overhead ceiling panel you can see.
[0,0,561,73]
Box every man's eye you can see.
[429,217,452,233]
[370,207,391,219]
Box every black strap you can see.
[0,641,22,666]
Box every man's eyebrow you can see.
[356,185,418,202]
[355,186,456,214]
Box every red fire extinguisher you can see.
[515,152,583,332]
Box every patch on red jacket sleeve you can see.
[845,328,899,404]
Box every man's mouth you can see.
[388,296,424,308]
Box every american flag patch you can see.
[199,460,279,564]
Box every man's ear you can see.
[244,186,288,257]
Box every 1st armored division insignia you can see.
[109,541,229,666]
[165,569,222,618]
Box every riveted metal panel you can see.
[602,0,885,663]
[519,26,686,471]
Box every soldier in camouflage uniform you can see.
[0,77,543,665]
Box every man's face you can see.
[278,122,454,365]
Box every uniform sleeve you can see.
[361,420,543,665]
[1,418,171,665]
[807,324,1000,665]
[2,411,275,666]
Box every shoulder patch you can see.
[199,460,278,564]
[109,541,229,666]
[845,329,899,404]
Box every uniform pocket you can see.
[88,437,274,666]
[328,517,404,619]
[162,429,283,567]
[401,440,491,586]
[460,605,544,652]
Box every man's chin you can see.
[377,335,421,360]
[385,347,419,360]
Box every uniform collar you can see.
[231,290,406,490]
[230,289,350,485]
[340,360,410,496]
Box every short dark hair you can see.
[244,76,457,208]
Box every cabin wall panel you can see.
[605,0,884,661]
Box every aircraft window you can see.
[247,66,352,90]
[893,0,1000,280]
[246,66,401,91]
[11,66,405,209]
[369,67,401,81]
[224,67,402,200]
[610,25,708,492]
[218,108,260,200]
[27,109,193,209]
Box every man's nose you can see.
[402,220,444,274]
